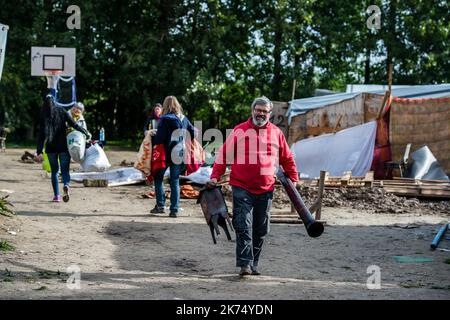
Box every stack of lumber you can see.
[374,178,450,198]
[270,210,302,224]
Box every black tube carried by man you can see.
[276,167,324,238]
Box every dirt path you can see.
[1,148,449,299]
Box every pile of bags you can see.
[67,131,110,172]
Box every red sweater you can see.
[211,118,298,194]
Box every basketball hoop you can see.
[44,70,63,76]
[31,47,76,77]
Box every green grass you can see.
[102,140,140,151]
[0,195,15,217]
[444,258,450,264]
[37,270,68,281]
[0,240,15,252]
[3,140,36,149]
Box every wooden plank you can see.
[83,179,108,187]
[383,187,450,198]
[392,177,450,184]
[379,181,450,188]
[364,171,374,187]
[377,91,390,119]
[419,189,450,197]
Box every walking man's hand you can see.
[206,178,218,189]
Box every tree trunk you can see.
[386,0,397,80]
[364,47,371,84]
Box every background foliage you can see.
[0,0,448,143]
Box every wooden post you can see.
[377,90,390,119]
[291,79,297,101]
[388,63,393,93]
[315,170,326,220]
[341,171,352,186]
[364,171,374,187]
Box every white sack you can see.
[80,143,111,172]
[67,130,86,162]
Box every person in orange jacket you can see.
[208,96,298,277]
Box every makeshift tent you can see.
[287,84,450,178]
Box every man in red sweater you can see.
[208,96,298,277]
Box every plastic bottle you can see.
[99,127,105,142]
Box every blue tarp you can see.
[287,84,450,124]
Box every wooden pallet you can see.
[298,171,374,188]
[375,178,450,198]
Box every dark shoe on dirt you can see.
[251,267,261,276]
[63,186,70,203]
[239,266,252,277]
[150,206,165,214]
[169,212,178,218]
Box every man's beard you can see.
[252,114,268,126]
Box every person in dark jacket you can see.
[150,96,195,217]
[36,80,91,202]
[144,103,162,137]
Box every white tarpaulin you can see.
[71,167,145,186]
[181,166,213,185]
[0,23,8,82]
[292,121,377,179]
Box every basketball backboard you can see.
[31,46,76,77]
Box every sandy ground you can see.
[0,147,449,300]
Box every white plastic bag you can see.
[80,143,111,172]
[67,130,86,162]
